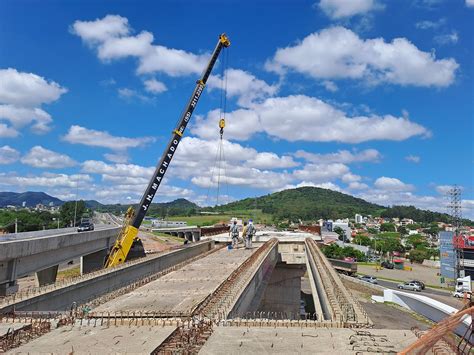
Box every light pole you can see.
[73,181,79,227]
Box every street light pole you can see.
[73,181,78,227]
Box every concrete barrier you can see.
[0,240,214,313]
[373,289,472,340]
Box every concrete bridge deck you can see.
[0,225,120,295]
[94,246,257,315]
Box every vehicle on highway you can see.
[408,280,425,290]
[397,282,422,292]
[381,261,394,269]
[328,258,357,276]
[453,291,472,299]
[77,220,94,232]
[359,275,378,284]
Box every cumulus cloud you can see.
[405,155,421,163]
[81,160,154,178]
[0,146,20,164]
[374,176,415,191]
[318,0,379,19]
[207,69,278,107]
[71,14,209,77]
[295,148,381,163]
[266,26,458,87]
[466,0,474,7]
[21,146,77,168]
[292,162,350,182]
[0,68,67,135]
[143,79,167,94]
[0,172,92,189]
[193,95,429,143]
[62,125,155,151]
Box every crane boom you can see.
[105,33,230,268]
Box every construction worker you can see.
[241,221,248,249]
[229,220,239,248]
[245,219,256,249]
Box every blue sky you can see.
[0,0,473,217]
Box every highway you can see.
[374,278,464,309]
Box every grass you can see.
[57,266,80,280]
[165,211,273,227]
[151,231,184,243]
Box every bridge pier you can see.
[192,231,200,242]
[0,281,18,296]
[81,249,108,274]
[36,265,58,287]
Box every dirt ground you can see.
[342,278,431,330]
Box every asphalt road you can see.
[375,278,464,309]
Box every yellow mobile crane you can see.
[105,33,230,268]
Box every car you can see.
[360,275,378,284]
[381,261,394,269]
[408,280,425,290]
[77,221,94,232]
[397,282,422,292]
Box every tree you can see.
[334,226,348,242]
[60,201,86,227]
[406,234,428,250]
[398,226,408,236]
[352,234,372,246]
[380,223,396,232]
[409,249,430,263]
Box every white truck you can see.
[453,275,472,298]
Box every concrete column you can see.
[0,281,19,296]
[81,249,108,275]
[178,232,184,238]
[192,231,201,242]
[184,232,193,241]
[258,263,306,316]
[36,265,59,287]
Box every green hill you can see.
[207,187,385,221]
[98,198,199,217]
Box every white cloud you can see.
[0,69,67,135]
[0,123,18,138]
[0,146,20,164]
[81,160,154,178]
[0,68,67,107]
[318,0,378,19]
[193,96,429,143]
[374,176,415,191]
[191,109,259,141]
[293,162,350,182]
[207,69,278,107]
[0,172,92,189]
[143,79,167,94]
[104,152,129,163]
[117,88,150,102]
[295,148,381,163]
[21,146,77,168]
[466,0,474,7]
[247,152,299,169]
[342,173,362,183]
[71,14,209,77]
[435,184,454,195]
[405,155,421,163]
[434,32,459,45]
[266,26,458,87]
[415,18,446,30]
[322,80,338,92]
[347,181,369,190]
[62,125,155,151]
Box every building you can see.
[151,220,187,228]
[332,219,352,242]
[355,214,363,224]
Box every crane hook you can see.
[219,118,225,139]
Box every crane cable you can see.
[205,47,230,208]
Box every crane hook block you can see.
[219,118,226,129]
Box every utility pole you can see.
[14,218,17,234]
[73,181,79,227]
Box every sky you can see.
[0,0,473,217]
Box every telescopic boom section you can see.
[105,34,230,268]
